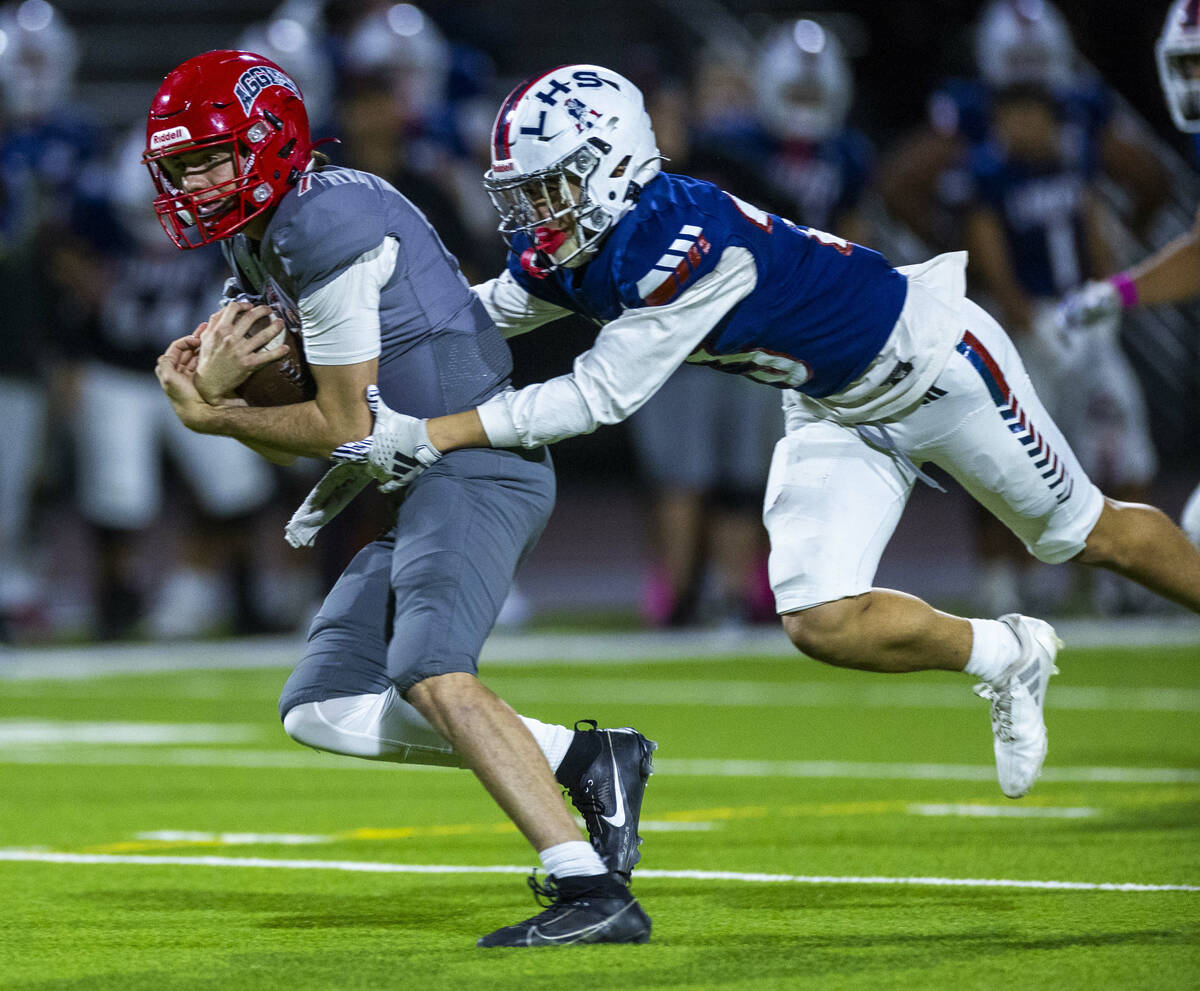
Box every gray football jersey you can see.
[222,166,512,417]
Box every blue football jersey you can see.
[507,172,907,399]
[967,141,1093,298]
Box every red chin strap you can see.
[519,226,568,279]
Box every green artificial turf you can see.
[1,641,1197,989]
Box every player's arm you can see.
[1097,115,1170,237]
[1081,191,1119,280]
[473,269,572,339]
[427,246,758,453]
[157,347,375,459]
[1060,204,1200,332]
[159,240,396,457]
[878,127,965,246]
[1124,205,1200,307]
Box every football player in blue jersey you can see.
[880,0,1165,255]
[56,128,282,640]
[963,82,1159,615]
[1060,0,1200,548]
[347,63,1200,807]
[0,0,96,639]
[148,50,654,947]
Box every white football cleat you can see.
[973,613,1062,799]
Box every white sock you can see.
[519,715,575,773]
[964,618,1022,683]
[539,840,607,879]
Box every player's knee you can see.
[281,698,379,758]
[281,701,329,751]
[1077,497,1173,568]
[781,597,864,665]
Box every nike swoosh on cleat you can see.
[599,748,627,828]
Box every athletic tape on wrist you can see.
[1108,272,1139,309]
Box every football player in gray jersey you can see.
[147,50,653,947]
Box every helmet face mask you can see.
[483,64,661,270]
[143,50,313,249]
[485,143,606,267]
[1158,0,1200,132]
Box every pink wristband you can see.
[1108,272,1139,309]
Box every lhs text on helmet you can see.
[493,68,621,160]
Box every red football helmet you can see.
[142,50,313,248]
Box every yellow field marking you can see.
[85,819,520,854]
[346,823,517,841]
[79,787,1199,854]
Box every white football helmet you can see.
[755,19,852,143]
[343,2,448,122]
[974,0,1076,89]
[1157,0,1200,132]
[0,0,79,121]
[484,64,661,271]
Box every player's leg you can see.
[73,364,164,638]
[627,364,717,626]
[160,415,278,636]
[1074,498,1200,611]
[281,449,650,943]
[1052,335,1161,613]
[385,447,649,943]
[934,306,1200,614]
[0,374,48,634]
[770,323,1066,797]
[765,409,975,670]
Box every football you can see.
[236,324,317,407]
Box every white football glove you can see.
[1056,279,1122,337]
[331,385,443,492]
[1031,300,1090,373]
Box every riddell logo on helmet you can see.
[234,65,300,115]
[150,125,192,150]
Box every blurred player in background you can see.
[149,50,654,946]
[351,63,1200,809]
[625,54,784,629]
[963,83,1159,615]
[52,130,291,640]
[880,0,1165,257]
[0,0,96,639]
[1060,0,1200,549]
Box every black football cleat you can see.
[561,720,657,882]
[477,872,651,947]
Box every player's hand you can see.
[1031,303,1089,373]
[330,385,443,491]
[1056,279,1121,336]
[155,336,217,430]
[195,300,288,403]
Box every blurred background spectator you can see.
[2,0,1196,642]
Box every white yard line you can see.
[497,680,1200,712]
[1,746,1195,786]
[0,850,1194,892]
[0,720,264,745]
[658,758,1200,784]
[2,617,1199,681]
[907,803,1100,818]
